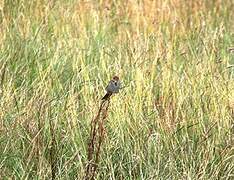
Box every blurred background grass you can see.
[0,0,234,179]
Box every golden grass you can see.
[0,0,233,179]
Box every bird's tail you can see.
[101,92,112,100]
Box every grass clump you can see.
[0,0,233,179]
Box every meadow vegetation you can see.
[0,0,234,179]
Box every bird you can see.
[102,76,121,100]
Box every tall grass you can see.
[0,0,233,179]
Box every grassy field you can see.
[0,0,234,179]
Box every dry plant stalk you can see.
[48,106,57,180]
[85,99,110,180]
[49,117,57,180]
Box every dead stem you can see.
[85,99,110,180]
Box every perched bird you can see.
[102,76,121,100]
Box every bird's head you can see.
[112,76,119,81]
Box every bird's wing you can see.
[105,80,113,91]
